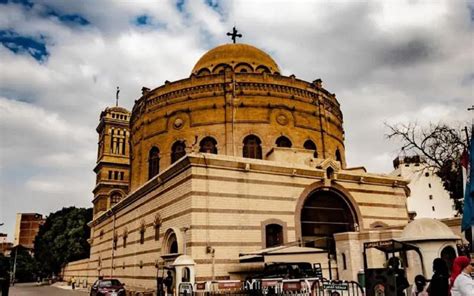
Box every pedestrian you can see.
[411,275,428,296]
[450,256,473,296]
[427,258,449,296]
[164,270,174,296]
[387,257,409,296]
[71,276,76,290]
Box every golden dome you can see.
[192,43,280,75]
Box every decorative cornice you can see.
[131,74,343,125]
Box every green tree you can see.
[386,122,470,213]
[34,207,92,276]
[10,245,39,282]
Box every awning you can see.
[363,239,420,253]
[239,245,326,263]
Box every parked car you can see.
[90,278,126,296]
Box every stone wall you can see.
[78,154,409,290]
[130,73,346,190]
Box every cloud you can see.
[0,0,472,241]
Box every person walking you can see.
[427,258,449,296]
[71,276,76,290]
[388,257,409,296]
[450,256,473,296]
[411,275,428,296]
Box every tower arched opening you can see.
[243,135,262,159]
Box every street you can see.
[8,283,88,296]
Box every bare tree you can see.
[386,122,470,214]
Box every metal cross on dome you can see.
[227,26,242,44]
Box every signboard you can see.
[217,281,241,289]
[261,279,280,287]
[282,281,301,291]
[322,283,349,291]
[364,241,393,249]
[195,282,206,290]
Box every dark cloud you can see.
[382,36,439,66]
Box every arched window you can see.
[440,246,456,272]
[199,137,218,154]
[335,149,342,162]
[265,224,283,248]
[168,233,178,253]
[197,68,211,76]
[301,190,356,254]
[182,267,190,282]
[304,140,318,158]
[110,192,122,206]
[256,65,271,74]
[243,135,262,159]
[171,141,186,164]
[148,147,160,179]
[213,64,231,74]
[326,167,335,179]
[276,136,292,148]
[235,63,253,73]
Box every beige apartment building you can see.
[13,213,44,250]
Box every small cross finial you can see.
[116,86,120,107]
[227,26,242,44]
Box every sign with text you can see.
[323,283,349,291]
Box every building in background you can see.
[391,156,456,219]
[13,213,44,250]
[0,233,13,256]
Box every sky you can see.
[0,0,472,241]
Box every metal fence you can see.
[194,278,364,296]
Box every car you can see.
[90,278,126,296]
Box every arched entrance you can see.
[440,245,456,272]
[300,189,358,253]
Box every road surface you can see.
[8,283,88,296]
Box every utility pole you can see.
[11,247,18,285]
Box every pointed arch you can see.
[276,135,292,148]
[148,146,160,179]
[335,148,342,162]
[256,65,271,74]
[171,141,186,164]
[243,135,262,159]
[304,139,318,158]
[196,68,211,76]
[199,136,218,154]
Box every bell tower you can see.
[93,106,131,217]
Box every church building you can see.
[63,40,415,291]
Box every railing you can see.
[194,278,364,296]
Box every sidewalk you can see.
[52,281,89,292]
